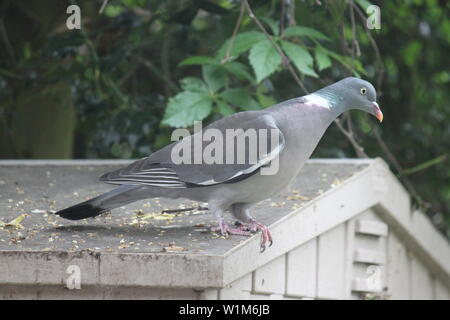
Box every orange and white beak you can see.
[373,102,383,123]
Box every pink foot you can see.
[211,219,253,237]
[236,219,273,252]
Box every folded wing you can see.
[100,112,285,188]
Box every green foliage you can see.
[283,26,330,41]
[162,87,213,128]
[220,88,259,110]
[314,47,332,71]
[166,14,350,122]
[202,65,227,92]
[280,40,317,77]
[216,31,266,59]
[249,39,282,83]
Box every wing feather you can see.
[100,112,284,188]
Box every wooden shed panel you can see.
[253,255,286,295]
[219,273,252,300]
[285,238,317,298]
[317,224,347,299]
[386,232,410,299]
[199,289,219,300]
[433,279,450,300]
[411,257,434,300]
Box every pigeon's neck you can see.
[307,88,347,119]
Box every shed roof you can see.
[0,159,449,289]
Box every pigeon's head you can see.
[317,77,383,122]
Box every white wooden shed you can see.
[0,158,449,299]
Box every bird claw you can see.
[244,219,272,253]
[215,219,273,252]
[213,220,253,237]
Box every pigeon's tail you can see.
[55,185,143,220]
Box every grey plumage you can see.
[55,77,383,251]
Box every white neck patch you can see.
[304,94,332,109]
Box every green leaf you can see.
[355,0,374,11]
[223,61,255,83]
[180,77,208,92]
[162,91,213,128]
[217,31,266,60]
[202,65,227,92]
[216,100,235,116]
[256,84,276,108]
[256,93,276,108]
[249,40,282,83]
[280,41,318,77]
[314,47,332,71]
[220,88,259,110]
[105,4,124,17]
[316,47,366,76]
[283,26,330,41]
[178,56,216,66]
[259,17,279,36]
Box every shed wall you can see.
[201,208,450,300]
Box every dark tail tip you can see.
[55,202,106,220]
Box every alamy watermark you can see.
[366,265,382,291]
[170,121,281,176]
[366,5,381,30]
[66,5,81,30]
[66,265,81,290]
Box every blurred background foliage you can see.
[0,0,448,236]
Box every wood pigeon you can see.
[55,77,383,252]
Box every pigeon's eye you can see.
[360,87,367,95]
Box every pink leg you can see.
[211,217,253,237]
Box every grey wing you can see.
[99,158,187,188]
[100,112,285,188]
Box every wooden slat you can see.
[253,255,286,295]
[344,220,357,299]
[355,220,388,237]
[199,289,219,300]
[317,224,347,299]
[386,232,411,299]
[411,257,434,300]
[219,273,252,299]
[434,278,450,300]
[354,248,385,264]
[285,238,317,298]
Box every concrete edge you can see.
[3,158,448,290]
[0,250,224,289]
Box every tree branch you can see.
[137,56,179,93]
[335,118,368,158]
[279,0,286,37]
[99,0,110,14]
[244,0,308,94]
[222,1,245,63]
[0,0,15,64]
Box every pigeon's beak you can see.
[372,102,383,123]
